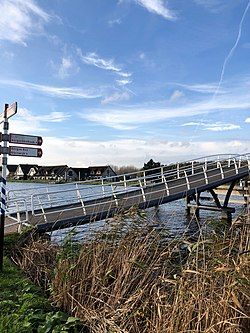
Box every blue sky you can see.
[0,0,249,167]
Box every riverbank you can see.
[0,233,83,332]
[13,211,250,333]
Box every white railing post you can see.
[37,195,47,223]
[233,158,239,174]
[202,166,208,184]
[191,161,194,175]
[123,175,127,189]
[184,171,190,190]
[143,171,146,186]
[76,183,86,214]
[138,179,146,202]
[15,201,22,233]
[239,156,242,168]
[217,161,224,179]
[177,163,180,179]
[204,158,207,171]
[161,166,164,183]
[111,185,119,207]
[162,174,170,195]
[46,187,52,207]
[101,178,105,196]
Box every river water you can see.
[6,182,246,244]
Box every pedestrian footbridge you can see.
[5,154,250,234]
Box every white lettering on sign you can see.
[9,134,43,146]
[9,146,43,158]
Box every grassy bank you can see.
[15,211,250,333]
[0,234,83,333]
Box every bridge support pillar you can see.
[186,196,191,216]
[221,210,232,224]
[190,206,200,219]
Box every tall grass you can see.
[15,211,250,333]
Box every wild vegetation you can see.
[0,234,83,333]
[13,209,250,333]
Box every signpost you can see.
[9,134,43,146]
[8,146,43,157]
[0,102,43,271]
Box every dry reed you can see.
[15,211,250,333]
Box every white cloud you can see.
[116,79,132,86]
[245,117,250,123]
[77,49,132,80]
[9,137,250,167]
[204,123,241,132]
[108,18,122,26]
[0,79,102,99]
[57,57,79,79]
[170,90,184,101]
[182,121,241,132]
[10,108,70,135]
[0,0,50,45]
[101,91,131,105]
[133,0,176,20]
[81,93,250,130]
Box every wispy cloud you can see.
[77,49,132,83]
[170,90,184,101]
[116,79,132,86]
[132,0,176,20]
[57,57,80,79]
[11,108,70,135]
[245,117,250,123]
[101,91,131,105]
[0,0,50,45]
[182,121,241,132]
[0,79,102,99]
[108,17,122,27]
[81,91,250,130]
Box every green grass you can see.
[0,234,84,333]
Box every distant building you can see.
[71,167,90,181]
[6,165,18,178]
[34,165,70,182]
[3,163,117,182]
[88,166,116,179]
[15,164,38,180]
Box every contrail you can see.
[191,0,250,139]
[213,0,250,98]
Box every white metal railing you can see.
[5,153,250,229]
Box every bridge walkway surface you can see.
[4,154,250,234]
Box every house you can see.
[6,165,18,178]
[15,164,38,180]
[71,167,90,181]
[28,166,39,179]
[88,166,117,179]
[34,165,69,182]
[33,165,79,182]
[0,165,18,178]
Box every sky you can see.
[0,0,249,167]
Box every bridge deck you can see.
[6,159,249,233]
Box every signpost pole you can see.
[0,104,9,271]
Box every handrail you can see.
[6,154,249,221]
[28,162,249,218]
[30,164,249,219]
[8,154,248,204]
[7,154,247,199]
